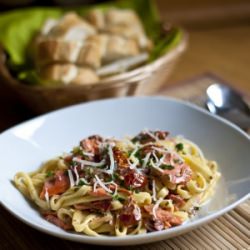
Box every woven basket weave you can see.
[0,33,187,113]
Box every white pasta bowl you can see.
[0,96,249,245]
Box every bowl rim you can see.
[0,96,249,246]
[0,31,188,92]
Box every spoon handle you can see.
[219,109,250,130]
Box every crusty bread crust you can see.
[40,64,99,85]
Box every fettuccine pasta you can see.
[14,130,220,236]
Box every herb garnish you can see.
[46,171,53,177]
[112,194,125,202]
[71,161,78,167]
[112,173,120,180]
[175,143,184,151]
[173,159,180,164]
[161,164,175,170]
[78,179,87,186]
[71,146,82,155]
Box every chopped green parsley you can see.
[175,143,184,151]
[78,179,87,186]
[161,164,175,170]
[46,171,53,177]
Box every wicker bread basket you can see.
[0,32,187,113]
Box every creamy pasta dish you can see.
[14,130,220,236]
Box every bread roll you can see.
[104,34,139,62]
[48,12,96,41]
[86,8,152,51]
[86,9,105,30]
[40,64,99,85]
[35,34,140,68]
[35,39,83,66]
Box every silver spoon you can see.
[206,83,250,130]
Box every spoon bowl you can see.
[206,84,250,129]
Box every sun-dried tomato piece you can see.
[123,169,147,189]
[40,171,70,199]
[91,200,112,212]
[162,163,192,184]
[132,130,169,144]
[143,204,182,229]
[64,154,73,163]
[154,131,169,140]
[80,135,103,155]
[74,199,112,213]
[43,213,72,230]
[153,153,193,184]
[156,208,182,227]
[131,131,155,144]
[88,187,111,197]
[144,218,164,231]
[119,199,141,226]
[168,194,185,208]
[113,147,129,168]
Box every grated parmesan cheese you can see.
[94,175,112,193]
[108,181,118,196]
[152,146,169,154]
[152,151,160,164]
[68,169,75,187]
[152,179,157,202]
[101,144,116,175]
[133,204,142,221]
[142,152,151,168]
[73,166,79,185]
[44,188,50,207]
[150,159,164,172]
[152,198,163,219]
[73,157,106,167]
[108,145,115,174]
[82,151,95,157]
[58,174,62,181]
[129,146,139,159]
[93,180,98,192]
[128,159,138,169]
